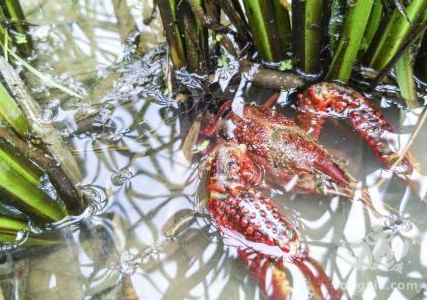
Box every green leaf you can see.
[279,59,293,71]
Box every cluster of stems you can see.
[157,0,427,106]
[0,1,84,246]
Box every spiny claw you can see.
[209,191,300,254]
[296,82,414,175]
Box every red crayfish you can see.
[198,82,415,300]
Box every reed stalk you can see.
[326,0,374,82]
[415,33,427,83]
[0,145,41,186]
[360,0,383,53]
[0,57,85,215]
[0,57,83,185]
[242,0,289,62]
[328,0,346,52]
[177,1,206,73]
[0,158,67,222]
[367,0,427,70]
[273,0,291,55]
[292,0,327,75]
[415,12,427,83]
[0,0,32,56]
[156,0,186,68]
[218,0,251,41]
[0,215,59,245]
[0,81,30,136]
[0,125,82,215]
[395,52,418,108]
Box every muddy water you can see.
[1,1,427,300]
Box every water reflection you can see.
[1,1,427,300]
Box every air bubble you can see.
[111,169,133,186]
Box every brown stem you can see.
[239,60,306,90]
[218,0,252,41]
[186,0,229,33]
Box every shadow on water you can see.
[1,1,427,300]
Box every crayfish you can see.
[197,82,415,300]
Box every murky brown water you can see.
[1,1,427,300]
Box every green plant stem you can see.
[177,1,206,73]
[242,0,285,62]
[156,0,186,68]
[0,215,28,232]
[7,49,82,99]
[0,125,82,215]
[0,81,30,135]
[367,0,427,70]
[0,215,59,245]
[292,0,326,75]
[187,0,227,33]
[369,16,427,89]
[395,52,418,108]
[326,0,375,82]
[415,12,427,83]
[328,0,346,52]
[0,56,83,188]
[218,0,251,41]
[0,0,32,56]
[415,33,427,83]
[0,145,41,185]
[360,0,383,53]
[273,0,291,54]
[0,157,67,222]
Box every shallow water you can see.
[1,1,427,300]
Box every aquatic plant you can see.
[0,1,85,245]
[156,0,427,107]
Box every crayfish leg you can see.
[238,249,343,300]
[238,249,292,300]
[291,256,343,300]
